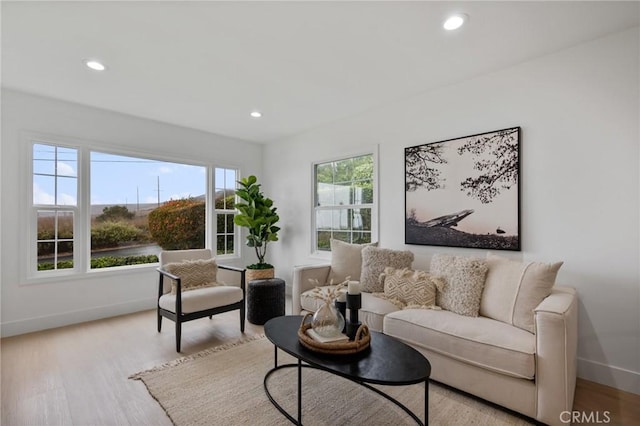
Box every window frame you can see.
[30,142,81,276]
[311,148,379,256]
[212,167,239,257]
[24,132,240,282]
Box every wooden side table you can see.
[247,278,286,325]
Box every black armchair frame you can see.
[157,265,246,352]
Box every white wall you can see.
[264,28,640,394]
[0,89,263,337]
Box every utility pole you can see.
[156,176,161,207]
[137,186,139,212]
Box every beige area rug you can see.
[130,335,533,425]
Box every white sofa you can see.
[292,259,578,426]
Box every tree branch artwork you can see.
[404,127,520,251]
[405,143,447,192]
[457,128,519,204]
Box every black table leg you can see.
[297,358,302,425]
[424,379,429,425]
[274,345,278,368]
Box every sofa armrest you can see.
[292,264,331,314]
[534,286,578,426]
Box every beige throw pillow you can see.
[480,253,563,333]
[360,247,414,293]
[164,258,218,294]
[431,253,488,317]
[327,239,377,283]
[381,267,444,308]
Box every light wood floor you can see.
[2,304,639,426]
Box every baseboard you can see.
[578,357,640,395]
[0,297,156,338]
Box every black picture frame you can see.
[405,127,521,251]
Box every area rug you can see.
[130,335,532,425]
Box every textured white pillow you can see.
[431,253,488,317]
[361,247,414,293]
[480,253,563,333]
[327,239,377,283]
[164,258,218,294]
[380,267,444,308]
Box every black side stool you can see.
[247,278,286,325]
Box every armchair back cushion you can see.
[480,253,563,333]
[160,249,215,294]
[164,258,219,294]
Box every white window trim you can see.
[310,146,379,258]
[211,166,240,258]
[28,139,83,279]
[22,131,240,284]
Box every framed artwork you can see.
[405,127,521,251]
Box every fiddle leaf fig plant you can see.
[233,175,280,269]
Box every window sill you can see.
[309,251,331,261]
[22,262,159,286]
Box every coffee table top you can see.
[264,315,430,386]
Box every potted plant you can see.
[233,175,280,282]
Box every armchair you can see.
[157,249,245,352]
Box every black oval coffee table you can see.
[263,315,431,425]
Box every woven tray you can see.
[297,313,370,355]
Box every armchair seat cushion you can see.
[384,308,536,379]
[159,286,243,314]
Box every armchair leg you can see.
[157,312,162,332]
[176,320,182,352]
[240,305,245,333]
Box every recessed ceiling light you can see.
[443,14,467,31]
[84,60,106,71]
[250,111,262,118]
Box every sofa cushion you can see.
[380,267,444,308]
[300,286,399,332]
[480,253,563,333]
[431,254,488,317]
[163,258,219,294]
[383,309,536,380]
[159,285,243,314]
[327,239,376,283]
[361,247,414,293]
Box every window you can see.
[90,151,207,269]
[30,139,238,275]
[314,153,375,252]
[33,143,78,270]
[214,168,237,255]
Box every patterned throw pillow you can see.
[380,267,444,308]
[164,258,218,294]
[431,253,488,317]
[360,247,414,293]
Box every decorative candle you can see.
[348,281,361,295]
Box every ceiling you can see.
[2,1,638,144]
